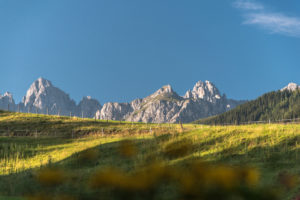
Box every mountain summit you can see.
[281,83,300,92]
[20,77,77,115]
[184,80,221,102]
[97,80,244,123]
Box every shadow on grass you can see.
[2,132,300,199]
[0,137,161,197]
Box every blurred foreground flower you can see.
[26,193,51,200]
[90,164,167,191]
[36,167,66,187]
[27,194,75,200]
[241,167,260,186]
[278,171,298,190]
[90,167,128,189]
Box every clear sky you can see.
[1,0,300,104]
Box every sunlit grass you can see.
[1,111,300,199]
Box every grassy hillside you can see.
[195,89,300,125]
[1,111,300,199]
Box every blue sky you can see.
[1,0,300,104]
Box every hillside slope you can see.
[194,87,300,125]
[0,111,300,199]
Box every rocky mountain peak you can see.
[156,84,173,94]
[31,77,53,92]
[0,91,15,111]
[184,80,221,102]
[281,82,300,92]
[148,84,176,99]
[22,77,53,106]
[21,77,77,115]
[3,92,13,99]
[37,77,52,87]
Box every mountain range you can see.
[0,77,244,123]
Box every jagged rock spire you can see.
[184,80,221,103]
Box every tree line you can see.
[194,89,300,125]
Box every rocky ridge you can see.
[0,78,102,118]
[96,81,246,123]
[0,78,248,123]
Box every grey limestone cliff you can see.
[78,96,102,118]
[20,78,77,115]
[97,81,245,123]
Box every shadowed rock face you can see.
[0,92,16,111]
[78,96,102,118]
[97,81,245,123]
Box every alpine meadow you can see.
[2,0,300,200]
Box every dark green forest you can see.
[195,89,300,125]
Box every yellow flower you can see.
[240,168,260,186]
[26,194,52,200]
[55,195,76,200]
[179,172,197,195]
[89,167,127,188]
[36,168,65,187]
[278,171,298,189]
[210,166,238,189]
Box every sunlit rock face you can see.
[97,102,133,121]
[0,77,244,123]
[184,80,221,103]
[281,83,300,92]
[20,77,77,116]
[97,81,245,123]
[0,92,16,111]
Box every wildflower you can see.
[179,172,197,195]
[240,167,260,186]
[126,171,157,190]
[36,168,66,187]
[55,195,76,200]
[278,171,298,189]
[89,167,128,189]
[26,193,52,200]
[210,166,238,189]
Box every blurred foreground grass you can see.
[1,111,300,199]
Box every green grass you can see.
[1,110,300,199]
